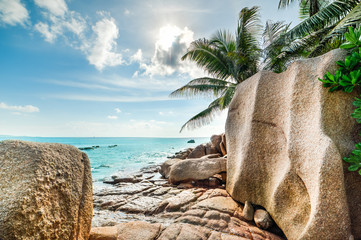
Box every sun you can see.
[157,25,181,51]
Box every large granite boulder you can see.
[169,155,226,184]
[0,140,93,240]
[226,49,361,239]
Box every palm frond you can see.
[210,30,236,53]
[279,0,297,8]
[180,98,222,132]
[170,81,229,99]
[263,21,290,48]
[285,0,359,40]
[181,39,232,80]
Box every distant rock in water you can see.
[108,144,117,148]
[79,146,94,150]
[0,140,93,240]
[226,49,361,239]
[187,139,195,143]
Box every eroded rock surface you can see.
[226,49,361,239]
[92,176,284,240]
[0,140,93,240]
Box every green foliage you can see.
[318,26,361,174]
[171,7,261,132]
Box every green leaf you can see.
[326,72,334,81]
[329,86,340,92]
[345,86,355,93]
[348,165,359,171]
[341,42,357,49]
[358,169,361,175]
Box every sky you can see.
[0,0,300,137]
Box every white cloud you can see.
[0,102,39,113]
[138,25,204,78]
[35,11,86,43]
[107,115,118,120]
[34,0,68,17]
[130,49,142,63]
[115,108,122,113]
[0,0,29,26]
[86,16,124,70]
[34,5,124,71]
[34,22,56,42]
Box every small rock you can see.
[117,221,161,240]
[168,156,227,184]
[159,158,182,178]
[254,209,273,229]
[242,201,254,221]
[89,226,117,240]
[188,144,206,158]
[177,182,194,189]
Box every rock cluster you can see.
[226,49,361,239]
[92,181,283,240]
[168,134,227,161]
[0,140,93,240]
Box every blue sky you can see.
[0,0,299,137]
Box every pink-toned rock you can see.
[220,133,227,156]
[211,134,223,153]
[226,49,361,239]
[169,156,226,184]
[89,226,117,240]
[0,140,93,240]
[187,144,206,158]
[117,221,161,240]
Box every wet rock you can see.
[242,201,254,221]
[254,209,273,229]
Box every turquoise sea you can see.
[0,136,208,190]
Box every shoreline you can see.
[90,137,286,240]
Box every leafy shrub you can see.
[318,26,361,174]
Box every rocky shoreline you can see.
[90,135,285,240]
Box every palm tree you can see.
[273,0,361,62]
[278,0,330,18]
[170,7,261,132]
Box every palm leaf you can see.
[284,0,359,40]
[181,39,232,80]
[170,84,228,99]
[180,98,222,132]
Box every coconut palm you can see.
[278,0,330,18]
[170,7,261,132]
[275,0,361,60]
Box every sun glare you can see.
[157,25,181,51]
